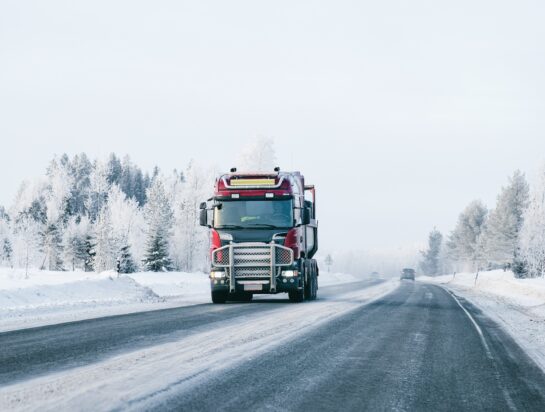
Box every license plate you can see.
[244,284,263,291]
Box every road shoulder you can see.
[421,276,545,373]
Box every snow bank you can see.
[0,269,210,332]
[420,270,545,370]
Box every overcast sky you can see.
[1,0,544,252]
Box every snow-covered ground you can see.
[420,270,545,370]
[0,268,360,332]
[0,269,210,332]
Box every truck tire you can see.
[304,261,318,301]
[211,290,228,304]
[311,261,318,300]
[289,289,304,302]
[311,272,318,300]
[304,261,311,300]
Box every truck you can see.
[199,167,319,303]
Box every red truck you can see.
[199,168,319,303]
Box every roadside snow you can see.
[319,271,360,286]
[0,268,362,332]
[420,270,545,370]
[0,269,210,332]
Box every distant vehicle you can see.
[370,271,381,279]
[400,268,416,280]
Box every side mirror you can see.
[302,207,311,225]
[199,202,207,210]
[199,209,208,227]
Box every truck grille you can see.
[212,243,293,280]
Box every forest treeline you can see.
[0,153,210,275]
[420,168,545,278]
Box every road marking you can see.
[441,287,518,411]
[443,288,493,360]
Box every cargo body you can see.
[199,169,319,303]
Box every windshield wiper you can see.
[215,225,244,230]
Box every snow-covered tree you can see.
[87,160,110,222]
[0,214,12,267]
[66,153,92,216]
[419,228,443,276]
[91,208,116,272]
[237,136,277,172]
[142,177,173,272]
[12,214,42,277]
[45,157,73,224]
[40,223,63,270]
[480,171,529,268]
[447,200,488,271]
[107,184,144,269]
[83,233,95,272]
[106,153,123,187]
[519,165,545,277]
[62,216,91,271]
[117,244,137,274]
[170,162,210,271]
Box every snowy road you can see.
[1,280,545,411]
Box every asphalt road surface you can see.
[1,280,545,411]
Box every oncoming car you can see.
[400,268,416,280]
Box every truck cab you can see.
[199,168,319,303]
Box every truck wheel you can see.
[311,272,318,300]
[289,289,304,303]
[211,290,228,304]
[306,272,316,301]
[304,261,313,300]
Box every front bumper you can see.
[210,274,302,294]
[210,243,296,294]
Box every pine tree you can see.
[106,153,123,186]
[1,238,13,267]
[419,228,443,275]
[67,153,92,216]
[480,171,529,267]
[142,232,172,272]
[132,168,146,206]
[83,234,95,272]
[142,178,173,272]
[117,244,137,274]
[87,161,110,222]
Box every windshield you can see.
[214,199,294,229]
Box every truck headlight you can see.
[282,270,298,277]
[219,232,233,241]
[210,271,226,279]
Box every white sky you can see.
[1,0,545,252]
